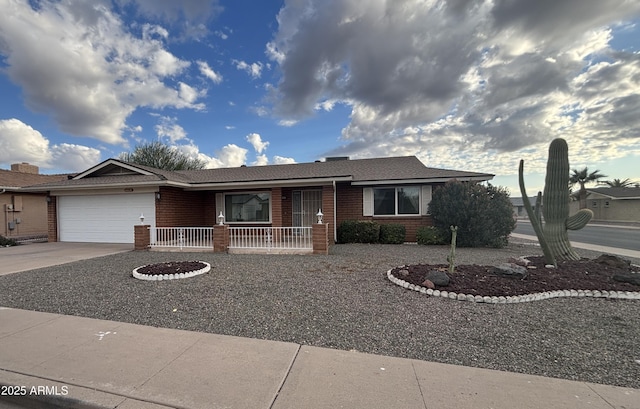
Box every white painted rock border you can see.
[133,261,211,281]
[386,269,640,303]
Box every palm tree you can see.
[569,167,607,209]
[119,141,206,170]
[603,178,635,188]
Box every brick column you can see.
[134,225,150,250]
[312,223,329,255]
[213,224,229,253]
[47,196,58,242]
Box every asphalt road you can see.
[514,221,640,251]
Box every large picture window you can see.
[373,187,420,216]
[225,192,270,222]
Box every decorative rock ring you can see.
[132,261,211,281]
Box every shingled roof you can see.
[22,156,493,190]
[586,187,640,199]
[0,168,71,190]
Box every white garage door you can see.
[58,194,156,243]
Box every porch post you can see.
[312,223,329,255]
[134,225,150,250]
[213,224,229,253]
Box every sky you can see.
[1,0,639,197]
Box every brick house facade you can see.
[27,156,493,244]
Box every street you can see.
[514,221,640,251]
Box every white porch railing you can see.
[228,227,312,250]
[150,227,213,249]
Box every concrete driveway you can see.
[0,242,132,276]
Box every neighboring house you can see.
[23,156,493,244]
[570,187,640,222]
[510,196,539,218]
[0,163,71,240]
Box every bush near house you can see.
[338,221,407,244]
[416,226,447,245]
[0,235,18,247]
[337,220,381,243]
[428,180,515,248]
[379,224,406,244]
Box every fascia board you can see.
[351,176,493,186]
[21,180,190,192]
[185,176,353,190]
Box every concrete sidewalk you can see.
[0,242,132,276]
[0,308,637,409]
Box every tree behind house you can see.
[603,178,635,188]
[569,167,607,209]
[119,141,206,170]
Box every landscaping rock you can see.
[613,273,640,286]
[397,268,409,277]
[425,270,450,286]
[491,263,528,280]
[595,254,631,269]
[421,279,435,289]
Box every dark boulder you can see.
[491,263,528,280]
[425,270,450,286]
[613,273,640,286]
[595,254,631,269]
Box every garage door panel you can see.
[58,194,156,243]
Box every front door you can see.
[292,190,322,227]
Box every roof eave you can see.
[185,176,353,190]
[20,180,190,192]
[351,175,494,186]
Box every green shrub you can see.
[416,226,447,245]
[428,181,515,248]
[379,224,406,244]
[337,220,381,243]
[0,235,18,246]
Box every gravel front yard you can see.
[1,241,639,389]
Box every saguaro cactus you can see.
[519,138,593,266]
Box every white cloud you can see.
[155,117,188,143]
[252,154,269,166]
[0,119,100,172]
[121,0,223,24]
[0,1,206,145]
[278,119,298,127]
[197,60,223,84]
[246,133,269,153]
[174,142,247,168]
[214,143,248,167]
[251,106,269,117]
[214,30,229,40]
[273,155,297,165]
[233,60,264,79]
[51,143,103,172]
[225,125,235,130]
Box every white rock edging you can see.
[386,269,640,303]
[133,262,211,281]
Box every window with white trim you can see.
[363,186,431,217]
[224,192,271,222]
[373,187,420,216]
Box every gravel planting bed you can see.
[1,240,639,389]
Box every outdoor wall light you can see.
[217,211,225,225]
[139,213,145,225]
[316,209,323,224]
[155,192,161,200]
[46,196,51,203]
